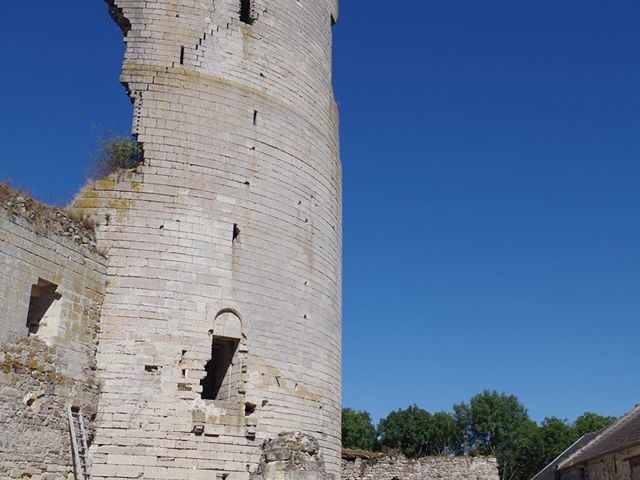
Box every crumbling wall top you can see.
[0,184,99,253]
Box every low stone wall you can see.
[342,452,499,480]
[0,186,107,479]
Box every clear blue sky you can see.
[0,1,638,425]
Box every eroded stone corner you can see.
[252,432,334,480]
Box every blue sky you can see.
[1,1,639,424]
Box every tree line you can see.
[342,390,616,480]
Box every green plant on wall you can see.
[88,135,143,179]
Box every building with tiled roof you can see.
[531,431,602,480]
[531,405,640,480]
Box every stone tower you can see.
[73,1,342,479]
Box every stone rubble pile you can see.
[0,185,98,251]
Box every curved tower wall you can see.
[73,1,342,478]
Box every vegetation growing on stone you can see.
[0,183,98,250]
[342,390,617,480]
[88,135,143,179]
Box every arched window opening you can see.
[200,311,244,401]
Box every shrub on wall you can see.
[88,135,143,179]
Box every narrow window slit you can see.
[240,0,255,24]
[253,110,258,126]
[233,224,240,243]
[180,46,185,65]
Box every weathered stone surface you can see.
[556,442,640,480]
[342,453,500,480]
[0,185,99,252]
[1,0,341,477]
[252,432,333,480]
[0,189,106,479]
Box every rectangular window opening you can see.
[26,279,61,335]
[253,110,258,126]
[240,0,255,25]
[200,337,240,400]
[180,46,185,65]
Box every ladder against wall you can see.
[67,406,92,480]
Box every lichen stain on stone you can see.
[242,26,253,60]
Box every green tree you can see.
[342,398,617,480]
[573,412,616,436]
[466,390,536,480]
[429,411,458,455]
[519,417,578,480]
[469,390,531,456]
[452,401,472,455]
[537,417,576,463]
[377,405,432,457]
[341,408,377,451]
[496,418,539,480]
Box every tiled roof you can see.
[559,405,640,469]
[530,431,601,480]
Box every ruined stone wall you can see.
[0,188,107,479]
[341,453,500,480]
[69,1,342,479]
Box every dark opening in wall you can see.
[233,223,240,243]
[245,402,256,416]
[253,110,258,126]
[200,337,240,400]
[26,279,61,334]
[107,0,132,34]
[240,0,255,24]
[180,46,185,65]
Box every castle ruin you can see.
[1,0,342,479]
